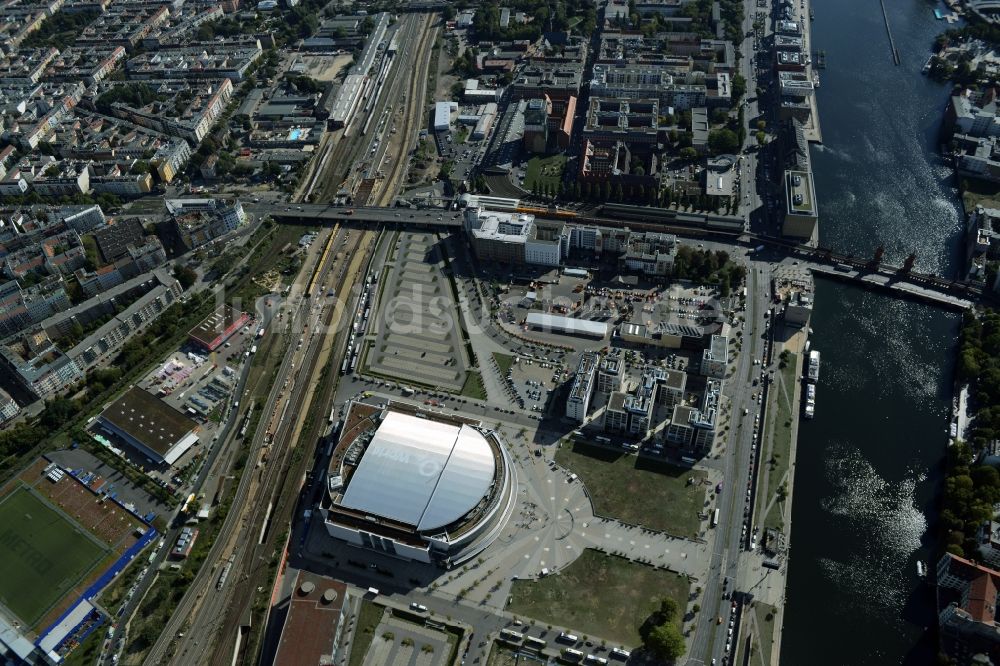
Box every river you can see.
[779,0,964,664]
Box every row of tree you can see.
[640,597,686,662]
[527,178,730,214]
[672,246,746,296]
[945,309,1000,558]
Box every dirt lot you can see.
[294,54,354,82]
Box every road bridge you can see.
[252,203,978,310]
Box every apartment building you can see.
[141,6,225,49]
[948,88,1000,139]
[30,160,90,197]
[0,386,18,422]
[590,63,707,109]
[621,232,677,276]
[597,356,623,394]
[0,47,60,84]
[0,2,56,55]
[510,61,584,102]
[583,97,659,146]
[0,329,83,399]
[126,41,263,81]
[936,553,1000,664]
[604,366,686,437]
[1,81,85,150]
[42,46,127,85]
[666,378,720,452]
[167,198,247,249]
[89,161,154,196]
[69,271,183,369]
[110,78,234,144]
[75,4,170,52]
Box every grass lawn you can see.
[962,179,1000,213]
[0,486,108,626]
[759,353,797,532]
[348,600,386,666]
[508,549,689,647]
[460,371,488,400]
[753,601,776,666]
[493,352,515,376]
[486,644,521,666]
[555,442,706,537]
[62,624,104,666]
[524,154,567,191]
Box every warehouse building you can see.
[525,312,609,338]
[97,386,200,466]
[188,305,251,352]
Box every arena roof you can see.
[339,411,496,532]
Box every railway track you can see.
[205,230,376,666]
[142,226,349,664]
[313,13,432,203]
[370,14,437,206]
[146,14,440,664]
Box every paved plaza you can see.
[366,613,453,666]
[426,437,711,611]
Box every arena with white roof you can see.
[321,403,516,565]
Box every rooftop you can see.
[99,386,198,457]
[188,304,249,347]
[273,572,346,666]
[785,169,816,216]
[338,410,497,532]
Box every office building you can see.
[700,334,728,378]
[566,352,598,422]
[597,356,623,394]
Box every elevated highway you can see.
[251,202,978,311]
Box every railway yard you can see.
[137,13,439,665]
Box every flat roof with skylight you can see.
[97,386,199,465]
[785,169,816,217]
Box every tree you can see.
[731,73,747,101]
[646,622,686,661]
[680,147,698,160]
[708,129,740,155]
[173,265,198,290]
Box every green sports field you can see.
[0,486,108,626]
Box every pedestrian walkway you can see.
[431,452,710,610]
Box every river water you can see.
[779,0,964,664]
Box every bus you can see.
[499,629,524,644]
[561,648,585,662]
[557,632,579,645]
[524,636,547,651]
[711,508,720,527]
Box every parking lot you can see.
[493,353,572,414]
[125,321,257,479]
[367,232,470,392]
[365,613,453,666]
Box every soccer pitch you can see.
[0,486,108,627]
